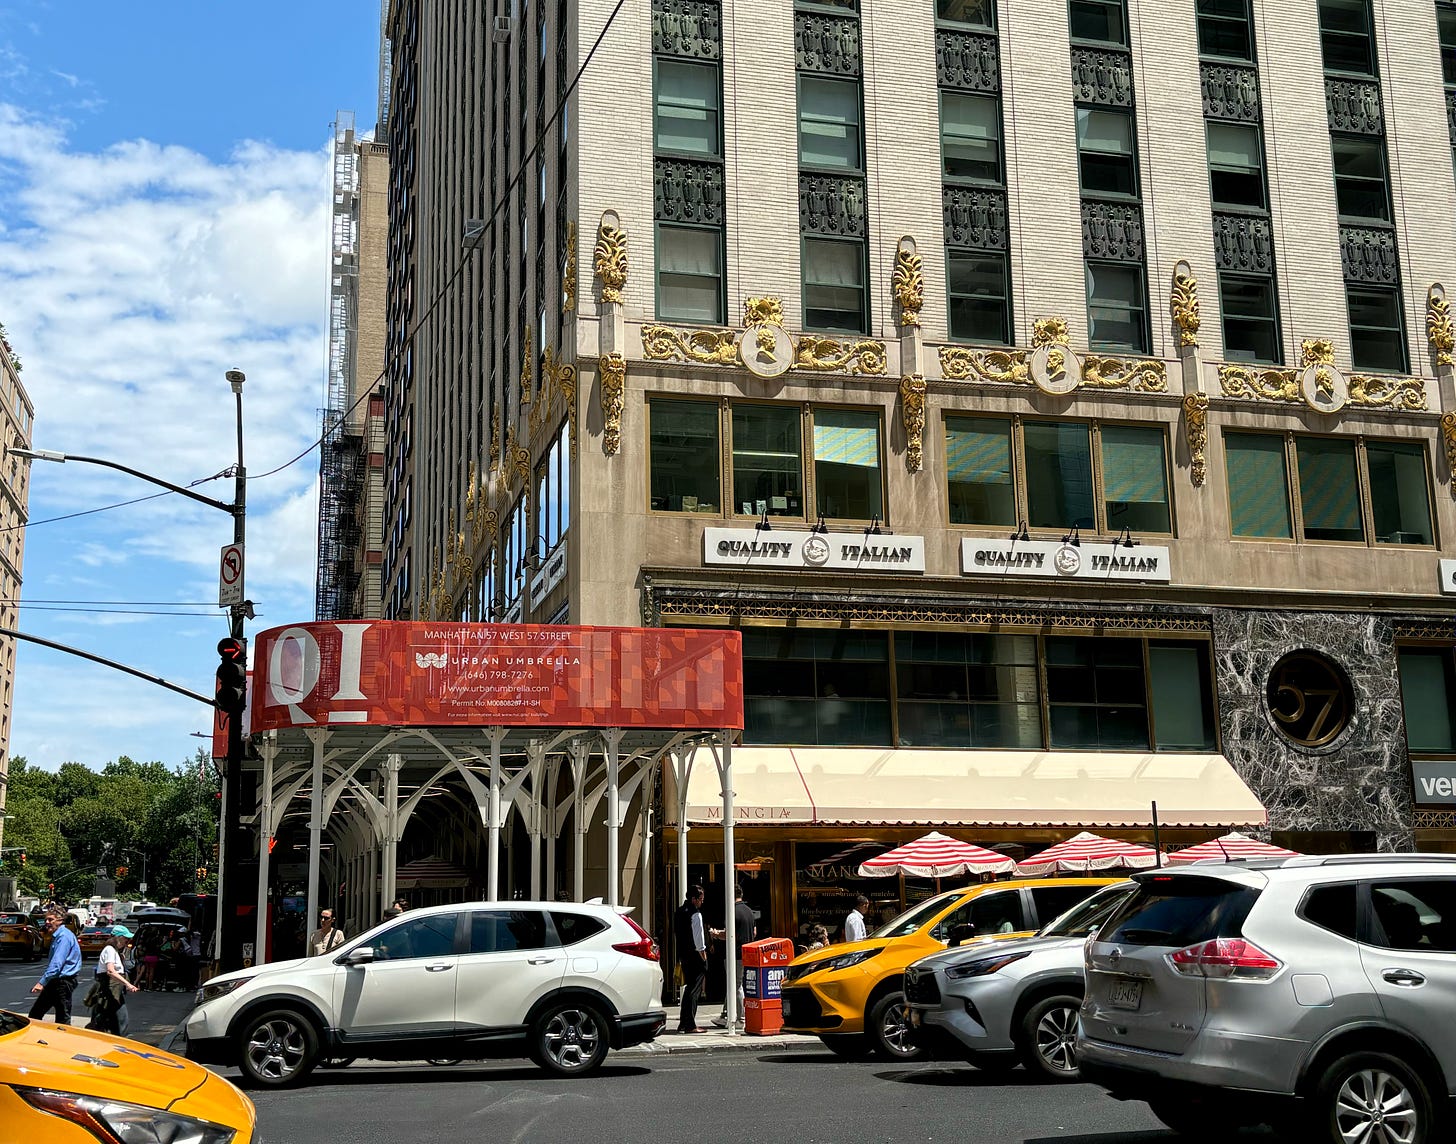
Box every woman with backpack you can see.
[89,927,139,1035]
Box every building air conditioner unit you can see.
[492,16,511,43]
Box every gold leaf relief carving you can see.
[1219,364,1300,402]
[892,246,924,328]
[562,220,577,314]
[1082,357,1168,392]
[743,297,783,326]
[1442,412,1456,482]
[1031,317,1071,348]
[641,325,738,365]
[464,461,477,521]
[1171,271,1200,348]
[1347,375,1429,411]
[521,325,533,395]
[559,363,578,459]
[900,374,927,473]
[593,221,628,305]
[1427,291,1454,367]
[938,346,1030,385]
[1182,392,1209,487]
[489,420,501,473]
[599,352,626,456]
[793,336,888,375]
[1300,338,1335,367]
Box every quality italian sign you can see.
[249,622,743,731]
[703,527,926,573]
[960,538,1172,583]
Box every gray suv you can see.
[904,881,1135,1081]
[1078,854,1456,1143]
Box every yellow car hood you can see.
[0,1013,251,1121]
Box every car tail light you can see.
[1168,937,1281,981]
[613,914,660,962]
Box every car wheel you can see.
[530,1001,609,1077]
[868,991,922,1060]
[819,1033,873,1059]
[1313,1051,1431,1144]
[1016,994,1083,1082]
[237,1009,320,1088]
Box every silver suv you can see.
[904,881,1135,1081]
[1078,854,1456,1143]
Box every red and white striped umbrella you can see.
[1167,832,1300,865]
[1014,831,1160,877]
[857,832,1015,878]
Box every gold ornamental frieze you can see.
[935,343,1162,393]
[1082,357,1167,392]
[900,374,927,473]
[1183,392,1209,487]
[599,351,627,456]
[938,346,1030,385]
[1442,412,1456,482]
[638,294,886,377]
[562,220,578,314]
[1220,337,1427,413]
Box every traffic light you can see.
[47,882,54,895]
[215,637,248,717]
[197,867,207,880]
[19,850,25,867]
[116,866,128,878]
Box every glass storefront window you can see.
[895,632,1040,749]
[744,628,891,747]
[649,399,720,513]
[1149,642,1218,751]
[1100,424,1170,534]
[1046,636,1149,750]
[1366,441,1432,545]
[732,404,803,518]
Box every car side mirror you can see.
[341,946,373,967]
[948,923,977,948]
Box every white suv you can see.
[184,901,666,1087]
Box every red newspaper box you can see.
[742,937,794,1035]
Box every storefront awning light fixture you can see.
[1115,527,1139,549]
[864,515,882,536]
[1008,520,1030,542]
[756,508,772,532]
[1061,525,1082,548]
[811,514,829,534]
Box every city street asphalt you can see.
[0,959,1278,1141]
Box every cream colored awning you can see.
[670,747,1266,829]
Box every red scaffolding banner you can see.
[249,622,744,730]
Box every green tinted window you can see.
[1226,434,1292,538]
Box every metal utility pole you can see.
[219,369,249,972]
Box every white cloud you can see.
[0,101,329,769]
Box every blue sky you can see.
[0,2,382,772]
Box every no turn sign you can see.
[219,543,245,607]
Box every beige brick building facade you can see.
[0,325,34,851]
[374,0,1456,927]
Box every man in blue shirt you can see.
[29,907,82,1024]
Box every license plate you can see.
[1109,976,1143,1010]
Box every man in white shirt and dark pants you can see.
[674,885,708,1033]
[844,894,870,944]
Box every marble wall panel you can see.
[1213,608,1414,852]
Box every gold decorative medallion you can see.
[892,239,924,328]
[1183,392,1209,487]
[1171,264,1200,348]
[593,214,628,305]
[599,352,626,455]
[1427,285,1453,367]
[900,374,927,473]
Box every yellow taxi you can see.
[0,1009,256,1143]
[0,912,46,960]
[780,878,1120,1059]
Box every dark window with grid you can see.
[1318,0,1376,75]
[1085,262,1148,353]
[947,251,1011,344]
[649,398,721,513]
[1046,636,1149,750]
[1196,0,1253,60]
[1398,647,1456,754]
[1331,135,1391,223]
[798,76,863,172]
[1347,284,1407,373]
[937,0,996,28]
[654,59,721,157]
[803,236,867,333]
[1219,274,1281,363]
[743,627,891,747]
[1206,122,1266,210]
[1440,4,1456,85]
[1069,0,1127,44]
[894,632,1041,749]
[1076,108,1137,197]
[1367,441,1433,545]
[656,224,724,324]
[941,91,1001,183]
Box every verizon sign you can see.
[1441,559,1456,595]
[1413,762,1456,805]
[961,538,1172,583]
[704,527,926,573]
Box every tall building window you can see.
[1439,3,1456,169]
[1200,0,1283,363]
[1069,0,1148,354]
[797,2,868,333]
[1318,0,1407,372]
[940,3,1011,343]
[652,0,726,324]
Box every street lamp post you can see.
[10,367,251,970]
